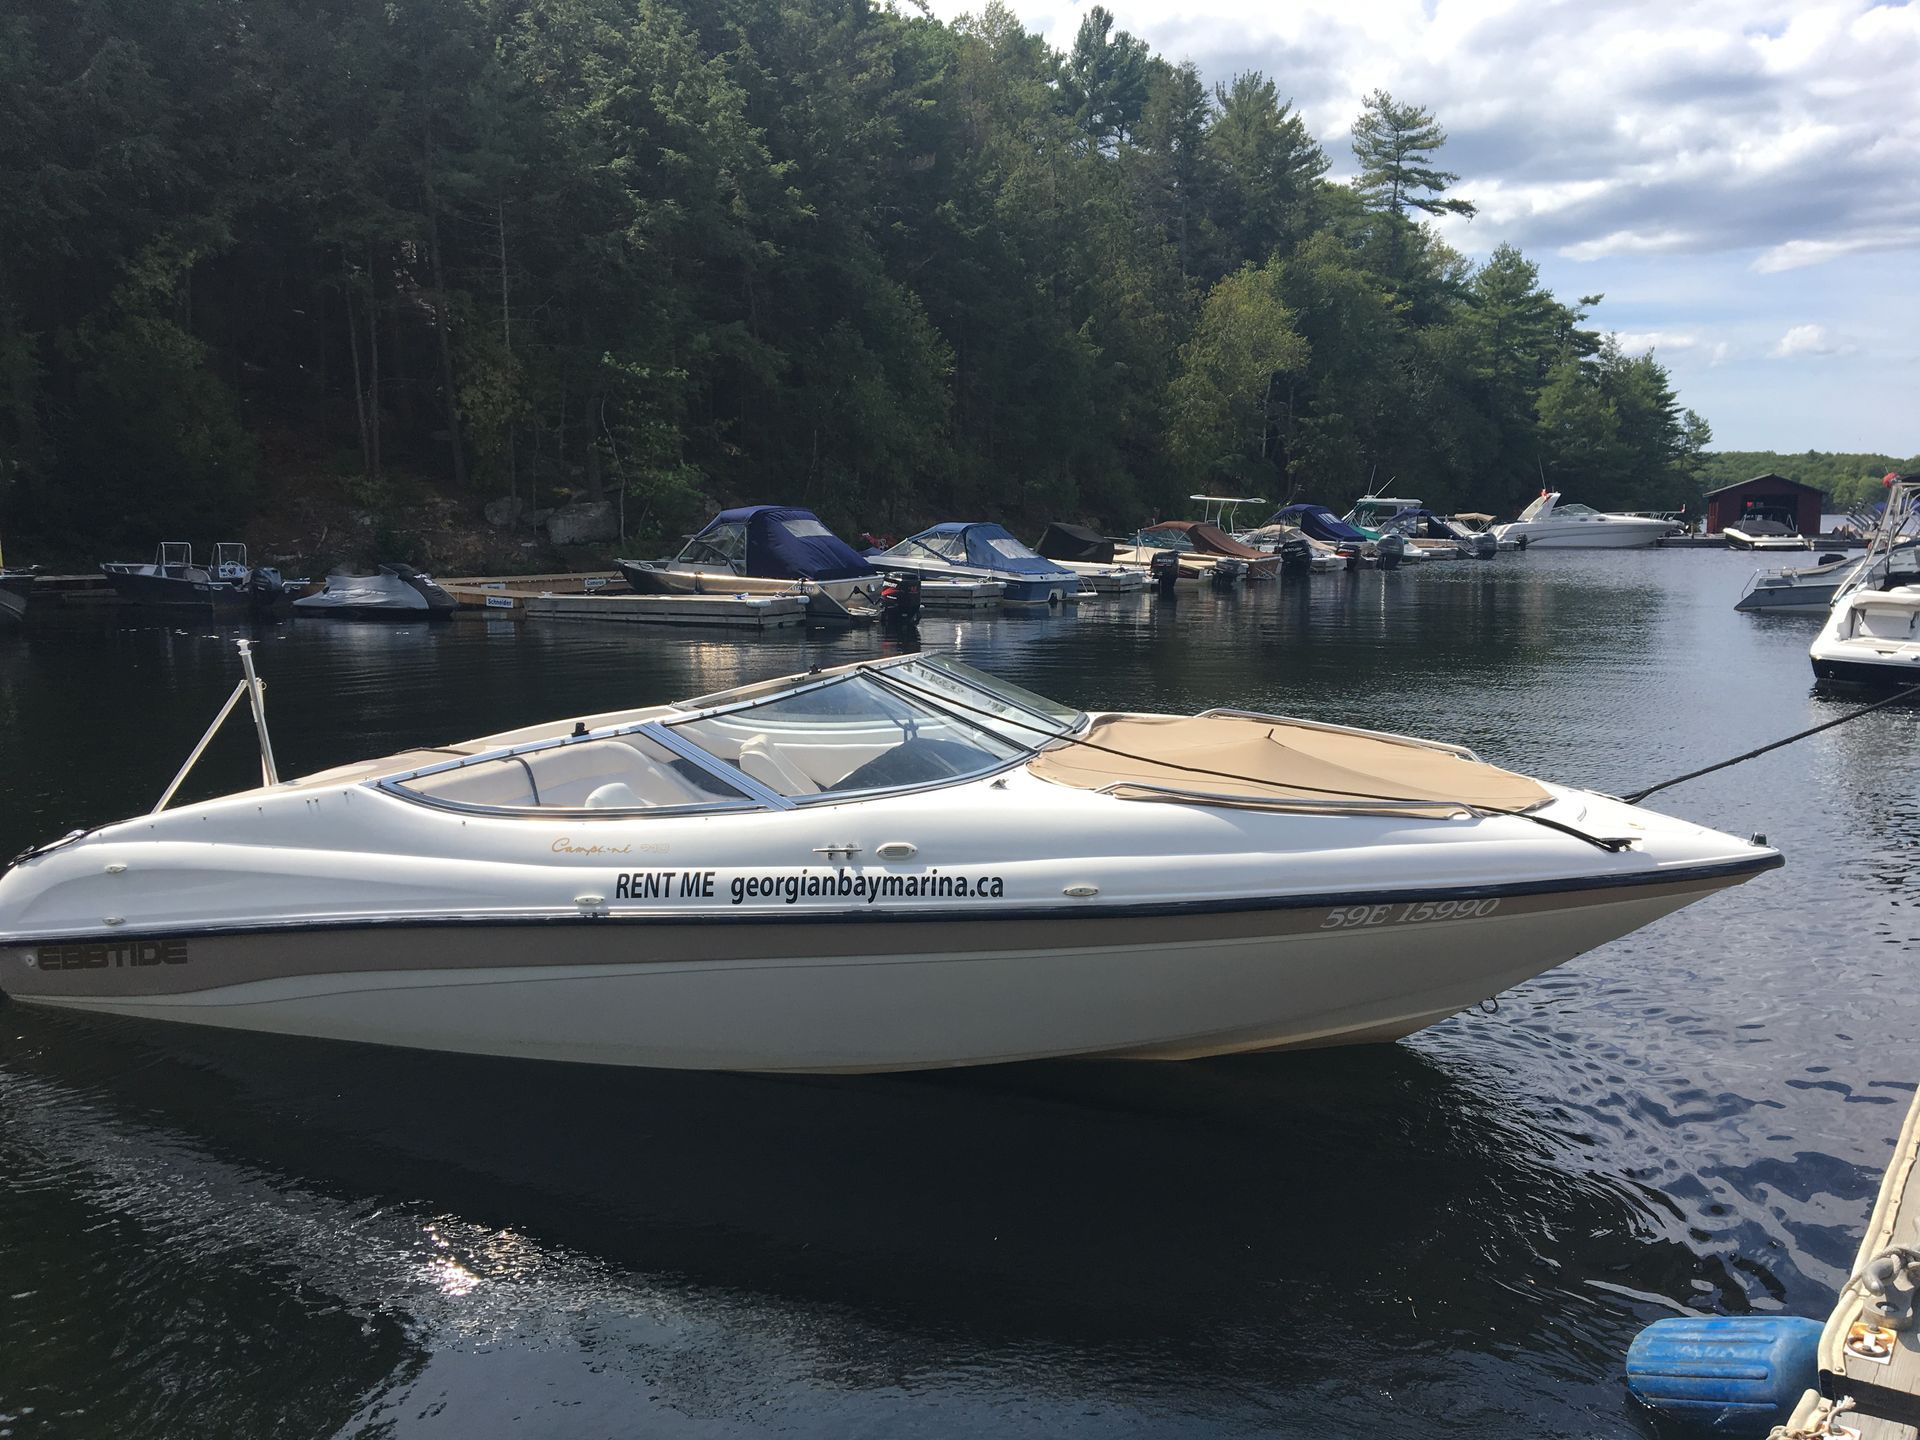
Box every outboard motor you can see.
[1279,537,1312,576]
[878,571,921,625]
[1209,558,1247,590]
[1150,549,1180,597]
[1373,535,1405,571]
[247,567,286,610]
[1467,533,1497,560]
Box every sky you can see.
[922,0,1920,456]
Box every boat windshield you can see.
[887,656,1083,746]
[679,522,747,565]
[669,671,1032,799]
[1557,503,1600,518]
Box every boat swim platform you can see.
[919,579,1007,609]
[442,576,807,629]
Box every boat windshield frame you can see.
[373,655,1088,818]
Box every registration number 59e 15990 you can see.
[1320,898,1501,929]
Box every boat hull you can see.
[100,564,253,607]
[1,866,1763,1073]
[1491,521,1673,549]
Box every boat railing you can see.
[1835,479,1920,606]
[1195,708,1483,761]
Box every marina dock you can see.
[442,574,808,628]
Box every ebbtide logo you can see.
[38,939,190,971]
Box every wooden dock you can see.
[441,575,806,628]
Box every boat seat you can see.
[736,734,821,795]
[584,782,642,808]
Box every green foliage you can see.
[1696,450,1920,515]
[0,0,1733,551]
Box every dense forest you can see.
[2,0,1720,554]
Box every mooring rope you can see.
[1623,679,1920,804]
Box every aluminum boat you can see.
[0,650,1780,1073]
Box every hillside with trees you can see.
[1,0,1716,559]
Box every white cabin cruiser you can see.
[0,650,1780,1074]
[1493,493,1680,549]
[1810,475,1920,690]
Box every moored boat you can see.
[1112,520,1280,583]
[1267,504,1406,568]
[871,522,1080,605]
[1734,542,1919,614]
[292,564,458,620]
[1725,517,1813,551]
[1492,492,1679,549]
[1810,475,1920,690]
[0,648,1780,1074]
[615,505,916,625]
[1032,523,1149,592]
[100,542,285,609]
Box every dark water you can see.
[3,551,1918,1438]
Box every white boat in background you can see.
[0,649,1778,1074]
[1493,492,1680,549]
[1811,475,1920,689]
[1724,518,1812,551]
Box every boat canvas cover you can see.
[903,523,1071,577]
[1036,522,1115,564]
[1269,505,1370,545]
[705,506,875,581]
[1141,520,1267,560]
[1029,714,1551,817]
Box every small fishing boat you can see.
[1113,521,1280,583]
[1030,523,1149,592]
[1628,1084,1920,1437]
[616,505,915,625]
[1810,476,1920,689]
[871,523,1080,606]
[1725,517,1813,551]
[0,647,1779,1074]
[291,564,458,620]
[100,542,285,609]
[1492,492,1680,549]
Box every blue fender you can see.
[1626,1315,1823,1433]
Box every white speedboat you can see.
[1723,518,1811,551]
[0,649,1779,1074]
[1493,493,1680,549]
[1811,475,1920,689]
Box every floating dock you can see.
[442,574,806,628]
[920,579,1007,609]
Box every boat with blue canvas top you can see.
[870,522,1079,606]
[616,505,921,625]
[1267,504,1408,568]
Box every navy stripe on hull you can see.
[1811,657,1920,691]
[0,851,1782,950]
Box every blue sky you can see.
[926,0,1920,455]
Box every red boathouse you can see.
[1704,474,1827,537]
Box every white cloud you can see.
[1614,330,1701,354]
[1771,323,1853,359]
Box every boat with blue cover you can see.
[870,522,1079,606]
[616,505,920,625]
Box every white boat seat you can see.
[736,734,820,795]
[584,782,642,808]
